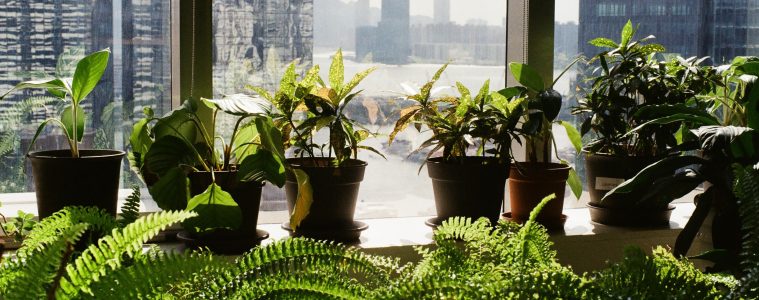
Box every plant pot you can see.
[28,149,125,218]
[584,152,670,226]
[426,157,509,226]
[508,162,569,229]
[184,170,267,253]
[283,157,368,242]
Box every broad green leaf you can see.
[231,121,259,161]
[0,78,70,100]
[558,120,582,153]
[620,20,634,49]
[560,159,583,200]
[152,105,199,142]
[27,118,70,154]
[508,62,544,92]
[148,167,190,211]
[329,49,345,93]
[184,183,242,232]
[61,105,85,143]
[289,169,313,232]
[144,135,198,176]
[71,48,110,104]
[130,118,153,159]
[496,86,527,100]
[589,37,618,48]
[626,114,720,137]
[255,117,285,161]
[475,79,490,105]
[204,94,269,116]
[340,66,376,100]
[604,155,706,198]
[236,149,286,187]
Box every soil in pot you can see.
[284,157,367,242]
[182,171,267,253]
[508,162,569,229]
[426,157,509,226]
[584,153,672,226]
[28,149,125,218]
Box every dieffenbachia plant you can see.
[0,48,111,158]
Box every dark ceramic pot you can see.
[28,149,125,218]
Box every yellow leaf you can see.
[289,169,313,232]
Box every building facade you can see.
[355,0,410,64]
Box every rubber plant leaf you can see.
[148,167,190,211]
[184,183,242,233]
[289,169,313,232]
[603,155,707,200]
[508,62,544,92]
[236,149,285,187]
[70,48,110,105]
[61,104,85,143]
[144,135,197,177]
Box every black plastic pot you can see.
[584,152,672,226]
[427,157,509,226]
[182,171,267,253]
[283,157,367,242]
[508,162,569,229]
[28,149,125,218]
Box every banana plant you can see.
[0,48,111,158]
[508,61,584,199]
[130,95,285,233]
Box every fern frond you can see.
[232,271,369,299]
[1,223,87,299]
[56,210,197,299]
[19,206,119,256]
[731,164,759,298]
[205,238,398,298]
[119,186,142,227]
[87,251,223,299]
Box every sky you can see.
[361,0,579,26]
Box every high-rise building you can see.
[578,0,759,63]
[355,0,410,64]
[433,0,450,24]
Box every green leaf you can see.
[280,62,298,97]
[589,37,618,48]
[329,49,345,93]
[289,169,313,232]
[144,135,197,176]
[255,117,285,162]
[185,183,242,232]
[604,155,706,198]
[148,167,190,211]
[625,114,720,138]
[237,149,286,187]
[0,78,70,100]
[61,104,85,143]
[130,117,154,159]
[231,121,259,161]
[558,120,582,153]
[71,48,110,104]
[340,66,376,100]
[508,62,544,92]
[204,94,269,116]
[620,20,634,49]
[27,118,69,154]
[560,159,583,200]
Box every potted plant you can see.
[506,61,583,229]
[389,64,524,226]
[130,95,285,253]
[572,21,707,226]
[250,49,382,242]
[0,49,125,218]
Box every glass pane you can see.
[212,0,507,220]
[0,1,172,193]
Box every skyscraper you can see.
[433,0,451,24]
[355,0,410,64]
[578,0,759,63]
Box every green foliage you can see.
[0,48,111,157]
[730,164,759,298]
[19,206,119,256]
[1,210,37,243]
[118,186,142,227]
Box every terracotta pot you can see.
[508,162,569,226]
[284,157,367,242]
[28,149,124,218]
[427,157,509,225]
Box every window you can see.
[212,0,507,219]
[0,1,172,193]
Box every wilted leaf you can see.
[289,169,313,232]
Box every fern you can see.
[56,210,196,299]
[204,238,399,298]
[119,186,142,227]
[0,223,88,299]
[233,271,370,299]
[19,206,119,256]
[730,164,759,298]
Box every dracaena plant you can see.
[508,60,584,199]
[0,48,110,157]
[130,95,285,233]
[391,64,525,168]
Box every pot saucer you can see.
[424,217,444,229]
[281,221,368,243]
[177,229,269,254]
[587,203,674,227]
[501,212,567,231]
